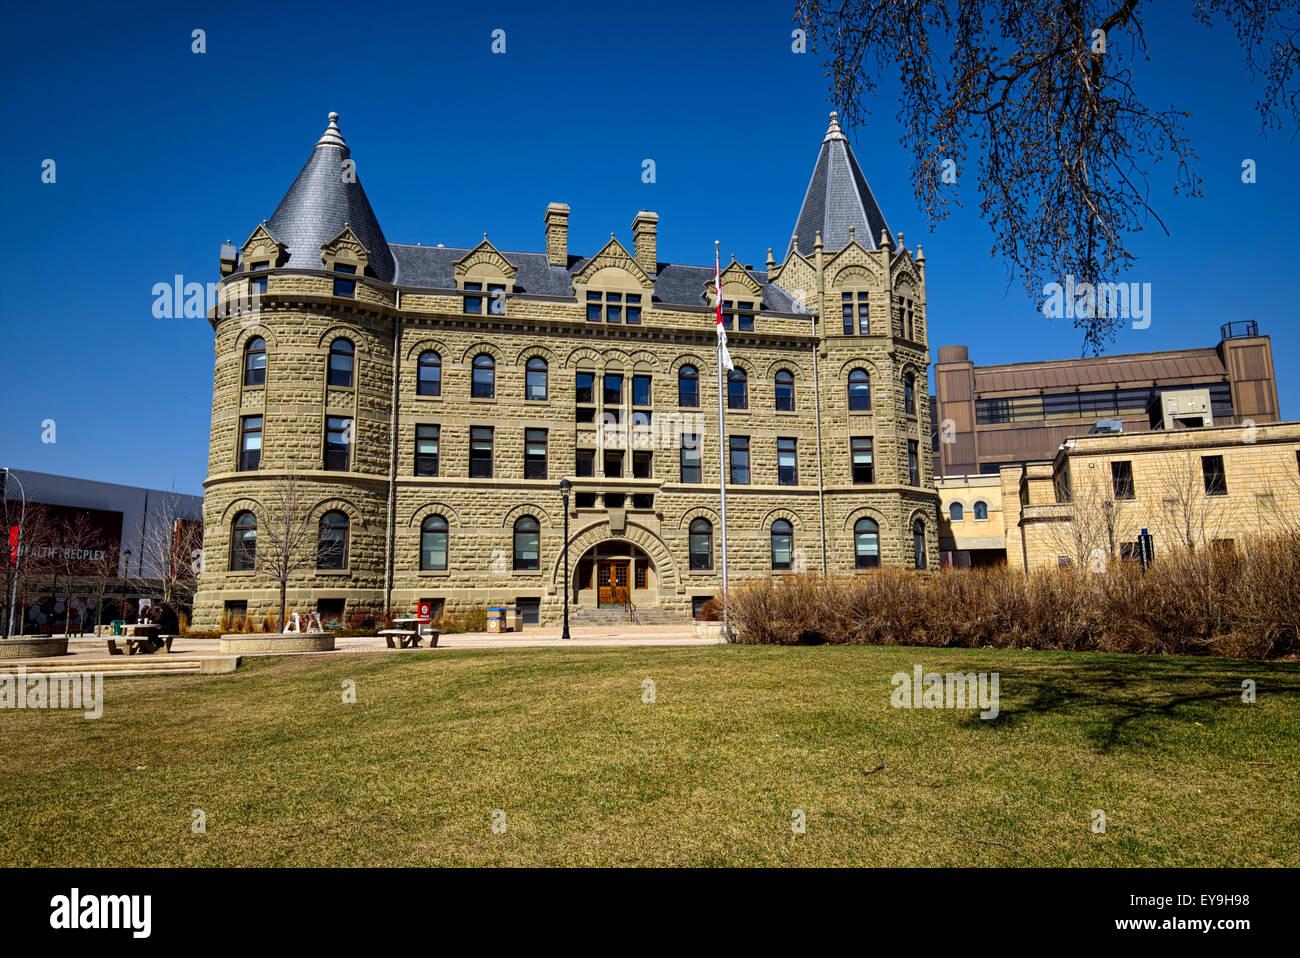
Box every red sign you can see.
[417,601,432,623]
[8,526,17,564]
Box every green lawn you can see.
[2,645,1296,866]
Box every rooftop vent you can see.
[1088,419,1124,435]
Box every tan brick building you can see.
[191,112,939,630]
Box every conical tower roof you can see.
[265,112,395,282]
[788,112,893,258]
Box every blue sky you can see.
[2,0,1296,494]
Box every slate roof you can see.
[788,112,894,257]
[264,113,396,282]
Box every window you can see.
[472,354,495,399]
[632,375,652,407]
[576,448,595,477]
[525,429,548,480]
[681,434,701,483]
[949,502,964,521]
[848,369,871,411]
[421,515,447,571]
[689,519,713,570]
[729,436,750,484]
[524,357,548,401]
[771,520,793,570]
[247,260,270,295]
[317,510,349,570]
[851,437,874,484]
[516,597,541,625]
[854,518,880,569]
[692,596,713,618]
[243,337,266,386]
[513,516,540,571]
[774,370,795,411]
[678,365,699,407]
[904,373,916,415]
[328,339,354,387]
[842,291,868,334]
[224,600,248,627]
[722,300,756,331]
[587,290,640,323]
[576,370,594,405]
[415,424,439,476]
[469,427,493,478]
[575,492,597,509]
[603,450,623,478]
[632,451,652,479]
[603,492,625,508]
[908,440,920,485]
[899,296,915,339]
[325,417,351,471]
[418,351,441,396]
[1202,455,1227,495]
[230,511,257,571]
[912,519,927,569]
[973,500,989,521]
[603,373,623,406]
[777,437,798,485]
[1111,461,1135,500]
[464,281,505,315]
[239,416,262,471]
[332,262,356,297]
[634,565,648,589]
[727,369,747,410]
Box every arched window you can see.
[526,357,548,401]
[328,338,354,387]
[848,368,871,410]
[421,515,447,571]
[774,369,795,411]
[771,519,793,570]
[513,516,540,571]
[689,518,713,570]
[904,372,916,415]
[912,518,927,570]
[317,510,349,570]
[472,353,495,399]
[727,368,747,410]
[973,500,989,521]
[243,337,266,386]
[854,518,880,569]
[418,351,441,396]
[949,503,964,521]
[230,511,257,571]
[678,365,699,407]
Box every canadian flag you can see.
[715,247,734,371]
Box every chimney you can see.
[219,239,239,277]
[632,210,658,274]
[545,203,570,266]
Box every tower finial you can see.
[823,111,847,142]
[316,111,348,149]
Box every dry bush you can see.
[723,534,1300,660]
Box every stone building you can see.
[191,112,938,630]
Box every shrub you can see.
[723,533,1300,660]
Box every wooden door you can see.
[597,560,630,607]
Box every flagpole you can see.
[715,241,729,639]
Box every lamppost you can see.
[559,478,572,640]
[3,469,26,639]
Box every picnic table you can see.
[107,624,174,655]
[379,627,443,649]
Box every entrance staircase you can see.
[566,606,689,628]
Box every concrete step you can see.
[0,656,238,677]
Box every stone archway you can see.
[550,519,680,608]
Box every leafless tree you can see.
[50,512,111,635]
[1,501,54,637]
[1043,460,1131,569]
[795,0,1300,352]
[1152,450,1228,552]
[125,491,203,617]
[255,472,319,631]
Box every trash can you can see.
[505,608,522,632]
[111,620,123,636]
[486,607,506,634]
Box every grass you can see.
[1,645,1297,866]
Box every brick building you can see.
[191,112,939,630]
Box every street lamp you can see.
[3,469,27,639]
[559,478,572,640]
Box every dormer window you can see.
[722,300,756,332]
[249,261,270,295]
[333,263,356,298]
[842,291,868,334]
[464,282,506,315]
[586,290,641,323]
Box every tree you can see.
[1044,459,1130,570]
[124,491,203,617]
[50,512,110,636]
[1152,450,1227,552]
[1,500,54,637]
[795,0,1300,352]
[255,472,318,631]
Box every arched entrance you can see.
[574,541,657,608]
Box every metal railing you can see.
[1221,320,1259,339]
